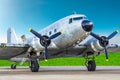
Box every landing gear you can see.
[11,64,16,69]
[87,60,96,71]
[30,60,39,72]
[85,55,96,71]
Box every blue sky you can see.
[0,0,120,43]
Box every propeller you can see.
[29,28,63,61]
[90,30,119,61]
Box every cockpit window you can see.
[69,17,87,24]
[69,18,72,24]
[73,17,87,20]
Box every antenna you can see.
[73,11,77,14]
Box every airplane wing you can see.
[73,43,120,54]
[53,43,120,59]
[0,43,29,59]
[104,44,120,53]
[48,44,87,58]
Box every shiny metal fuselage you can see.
[28,14,90,52]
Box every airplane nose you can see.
[82,20,93,32]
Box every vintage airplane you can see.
[0,14,119,72]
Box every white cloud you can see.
[0,36,6,43]
[109,37,120,44]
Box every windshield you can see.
[69,16,87,24]
[73,17,87,20]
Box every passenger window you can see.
[45,33,47,35]
[69,18,72,24]
[49,31,52,35]
[54,29,57,32]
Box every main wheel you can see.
[30,60,39,72]
[87,60,96,71]
[11,64,16,69]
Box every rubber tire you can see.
[30,60,39,72]
[87,60,96,71]
[11,64,16,69]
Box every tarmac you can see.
[0,66,120,80]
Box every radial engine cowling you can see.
[30,35,51,51]
[87,39,106,53]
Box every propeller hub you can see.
[40,35,51,47]
[99,36,109,47]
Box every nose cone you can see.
[82,20,93,32]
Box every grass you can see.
[0,52,120,66]
[40,52,120,66]
[95,52,120,66]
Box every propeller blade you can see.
[90,30,119,61]
[49,32,62,39]
[44,46,48,59]
[90,32,102,41]
[104,46,109,61]
[29,28,43,39]
[107,30,119,40]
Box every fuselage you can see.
[28,14,93,52]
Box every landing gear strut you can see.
[30,60,39,72]
[11,64,16,69]
[85,55,96,71]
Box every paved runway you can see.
[0,66,120,80]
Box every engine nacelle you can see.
[87,39,104,53]
[29,35,51,52]
[29,37,44,51]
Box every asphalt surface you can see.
[0,66,120,80]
